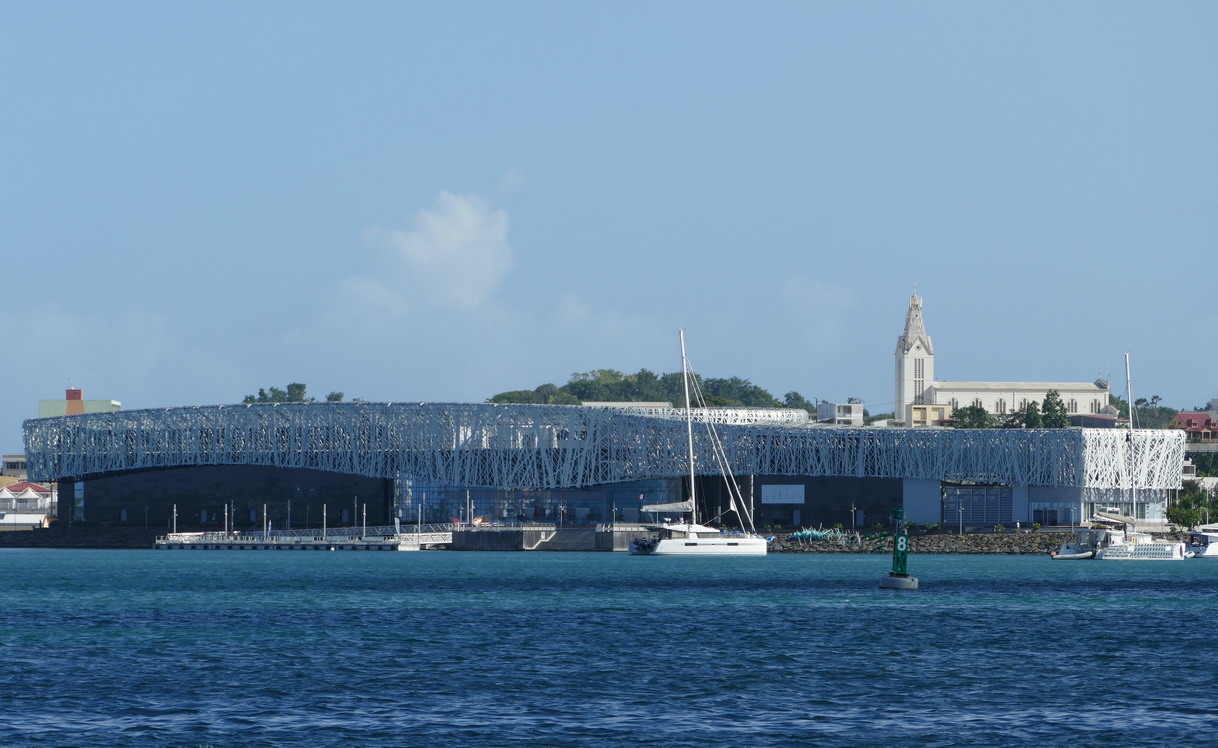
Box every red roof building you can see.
[1171,412,1218,442]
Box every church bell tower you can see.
[895,293,935,425]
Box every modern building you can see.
[895,293,1113,426]
[2,453,27,481]
[816,402,865,426]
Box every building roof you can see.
[933,381,1107,393]
[1173,412,1217,431]
[3,482,50,493]
[896,293,933,355]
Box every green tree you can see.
[784,391,815,413]
[488,390,543,404]
[1022,401,1043,428]
[1167,503,1202,530]
[325,391,344,402]
[564,369,626,401]
[1041,390,1071,428]
[242,383,313,404]
[952,405,995,428]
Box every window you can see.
[996,398,1006,414]
[1068,399,1077,414]
[972,398,982,408]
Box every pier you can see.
[155,524,453,551]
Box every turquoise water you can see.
[1,550,1215,747]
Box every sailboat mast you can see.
[1125,351,1136,519]
[680,329,697,525]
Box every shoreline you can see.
[0,526,1089,554]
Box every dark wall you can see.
[700,475,903,530]
[68,466,392,530]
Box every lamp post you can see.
[958,505,963,536]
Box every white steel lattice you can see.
[22,403,1184,490]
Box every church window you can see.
[949,398,958,409]
[996,398,1006,414]
[972,398,982,408]
[1068,399,1077,414]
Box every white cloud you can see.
[365,191,513,312]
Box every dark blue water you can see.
[1,550,1214,747]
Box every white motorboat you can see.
[1185,531,1218,559]
[630,330,768,557]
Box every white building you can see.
[895,293,1111,427]
[816,402,865,426]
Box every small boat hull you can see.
[1049,549,1095,560]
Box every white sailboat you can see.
[630,330,768,556]
[1096,353,1191,560]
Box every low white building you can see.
[0,482,55,528]
[817,402,865,426]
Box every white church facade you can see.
[894,294,1112,427]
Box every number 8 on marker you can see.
[896,535,908,552]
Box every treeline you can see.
[488,368,847,414]
[242,383,346,404]
[952,392,1185,430]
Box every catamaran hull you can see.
[630,537,768,556]
[1097,543,1192,560]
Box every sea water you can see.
[0,549,1215,747]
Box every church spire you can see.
[896,292,933,355]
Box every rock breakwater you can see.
[769,531,1073,555]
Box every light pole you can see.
[958,505,963,536]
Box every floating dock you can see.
[155,524,453,551]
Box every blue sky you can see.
[2,2,1215,452]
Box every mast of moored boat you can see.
[1125,352,1137,523]
[680,329,697,526]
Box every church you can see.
[894,293,1112,427]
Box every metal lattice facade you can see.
[23,402,1184,491]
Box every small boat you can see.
[630,330,768,557]
[1049,528,1099,560]
[1185,531,1218,559]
